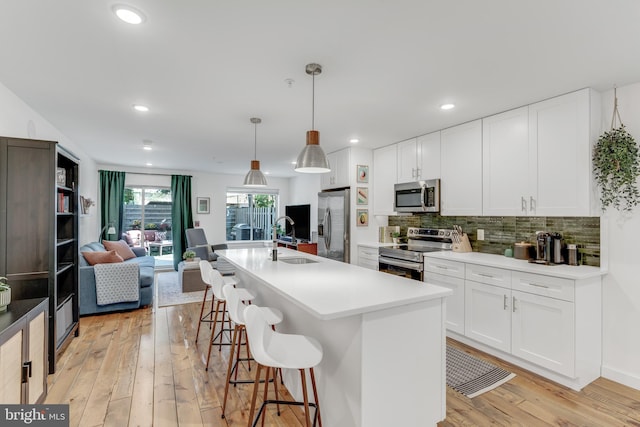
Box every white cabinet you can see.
[321,149,350,190]
[482,106,531,215]
[511,289,575,377]
[440,120,483,215]
[0,299,48,404]
[529,88,595,216]
[357,245,379,271]
[425,258,465,335]
[396,132,440,183]
[426,253,602,390]
[373,144,397,215]
[464,264,512,353]
[465,280,512,353]
[482,88,598,216]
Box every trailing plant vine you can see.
[592,89,640,212]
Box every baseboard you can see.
[602,365,640,391]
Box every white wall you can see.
[0,82,98,246]
[600,83,640,390]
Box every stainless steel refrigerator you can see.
[317,189,350,263]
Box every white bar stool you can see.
[244,304,323,427]
[205,268,255,371]
[195,260,237,343]
[221,284,283,420]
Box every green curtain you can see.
[99,170,126,242]
[171,175,194,270]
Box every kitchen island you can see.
[218,247,452,427]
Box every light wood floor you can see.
[46,301,640,427]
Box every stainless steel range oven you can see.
[378,227,453,281]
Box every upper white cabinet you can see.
[483,89,599,216]
[529,89,596,216]
[373,144,397,215]
[482,107,531,215]
[396,132,440,183]
[321,148,350,190]
[440,120,483,216]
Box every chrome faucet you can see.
[272,215,295,261]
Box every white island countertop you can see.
[218,247,452,321]
[424,251,607,280]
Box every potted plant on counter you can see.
[0,277,10,312]
[391,231,401,244]
[182,250,196,263]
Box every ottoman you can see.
[178,260,207,292]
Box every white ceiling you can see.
[1,1,640,178]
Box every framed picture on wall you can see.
[356,209,368,226]
[356,165,369,183]
[197,197,210,214]
[356,187,368,205]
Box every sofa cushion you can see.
[103,239,137,260]
[82,250,124,266]
[123,256,155,288]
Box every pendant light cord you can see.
[254,122,258,158]
[311,71,315,130]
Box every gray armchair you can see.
[185,228,226,262]
[185,228,235,275]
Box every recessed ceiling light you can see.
[113,5,145,25]
[440,103,455,110]
[133,104,149,112]
[350,138,359,144]
[145,162,152,167]
[265,171,271,175]
[142,140,152,150]
[143,146,152,151]
[291,161,297,165]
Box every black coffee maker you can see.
[533,231,564,264]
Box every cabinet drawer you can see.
[357,246,379,262]
[465,264,511,289]
[512,272,574,302]
[424,258,465,279]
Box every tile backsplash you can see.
[388,215,600,267]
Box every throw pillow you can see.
[155,231,167,242]
[103,239,137,260]
[82,250,124,266]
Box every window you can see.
[123,187,172,255]
[226,189,278,241]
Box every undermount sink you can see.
[278,257,319,264]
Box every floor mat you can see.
[446,345,515,398]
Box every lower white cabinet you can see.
[465,281,511,353]
[357,245,379,271]
[511,290,575,377]
[424,254,601,390]
[425,272,465,334]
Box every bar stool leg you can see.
[195,286,210,343]
[310,367,322,427]
[260,366,271,427]
[221,323,240,418]
[218,300,228,351]
[300,369,311,427]
[205,299,223,371]
[272,367,281,416]
[248,363,263,427]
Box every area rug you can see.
[155,271,210,308]
[446,345,515,398]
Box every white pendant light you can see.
[243,117,268,187]
[295,63,331,173]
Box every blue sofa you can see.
[79,242,155,315]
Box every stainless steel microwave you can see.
[394,179,440,213]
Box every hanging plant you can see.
[592,88,640,212]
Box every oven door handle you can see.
[378,256,424,271]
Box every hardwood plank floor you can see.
[46,302,640,426]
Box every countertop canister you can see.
[514,242,533,260]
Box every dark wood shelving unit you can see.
[0,137,79,374]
